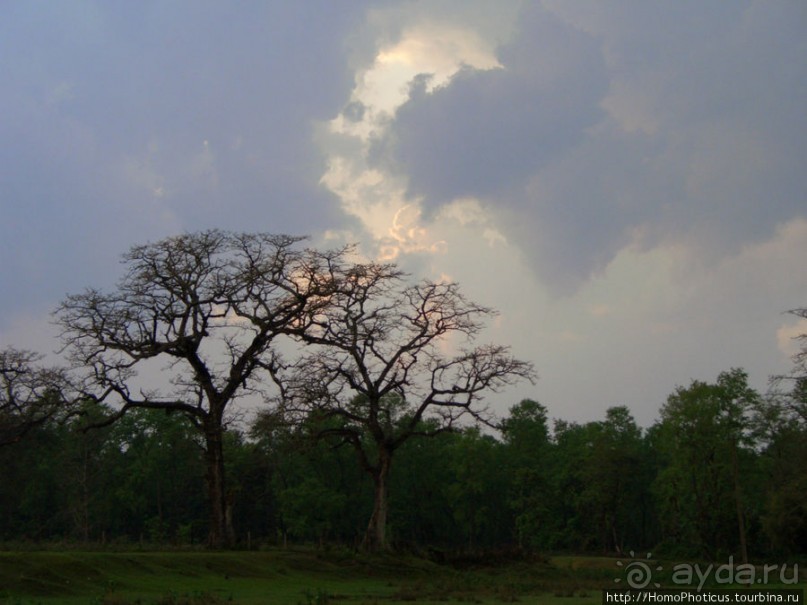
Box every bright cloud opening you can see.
[320,22,505,262]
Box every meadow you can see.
[1,549,803,605]
[0,548,629,605]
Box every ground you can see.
[0,549,802,604]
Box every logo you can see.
[614,554,799,590]
[615,551,663,589]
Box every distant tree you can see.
[389,420,458,547]
[547,419,590,549]
[654,369,759,560]
[56,230,341,548]
[104,407,207,543]
[0,348,71,447]
[250,409,369,546]
[754,393,807,554]
[768,308,807,426]
[776,308,807,381]
[577,406,648,554]
[221,428,279,545]
[0,414,68,540]
[57,400,119,542]
[277,261,535,551]
[757,308,807,554]
[500,399,552,550]
[445,427,510,551]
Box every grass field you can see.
[0,549,802,605]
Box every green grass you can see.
[0,549,594,604]
[0,550,803,605]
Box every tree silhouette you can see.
[56,230,341,547]
[277,261,535,551]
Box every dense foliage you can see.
[1,368,804,558]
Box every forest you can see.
[1,231,805,561]
[1,376,805,560]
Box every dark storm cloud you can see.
[376,2,807,292]
[380,4,607,203]
[0,1,365,323]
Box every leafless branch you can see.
[0,348,73,446]
[278,259,536,457]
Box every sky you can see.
[1,1,806,427]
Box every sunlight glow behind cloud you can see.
[320,21,505,261]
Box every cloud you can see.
[489,217,807,426]
[311,2,806,426]
[778,319,807,361]
[317,6,514,263]
[382,4,607,203]
[366,1,806,293]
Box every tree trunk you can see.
[80,448,91,543]
[204,423,234,548]
[362,448,392,552]
[732,442,749,565]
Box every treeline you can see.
[1,232,805,558]
[1,368,805,559]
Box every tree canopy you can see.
[0,348,71,447]
[277,260,535,550]
[55,230,343,547]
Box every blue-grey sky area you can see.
[2,1,805,426]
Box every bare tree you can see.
[769,307,807,425]
[0,348,70,446]
[277,261,535,551]
[56,230,340,548]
